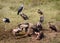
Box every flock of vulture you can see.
[2,4,58,40]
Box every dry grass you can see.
[0,0,60,43]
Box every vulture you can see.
[17,4,24,15]
[48,22,57,32]
[36,22,43,31]
[3,18,10,23]
[40,14,44,23]
[39,31,45,40]
[20,13,29,20]
[37,9,43,15]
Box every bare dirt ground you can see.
[0,28,60,43]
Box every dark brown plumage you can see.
[49,25,57,32]
[37,9,43,15]
[20,13,29,20]
[39,32,44,40]
[48,22,57,32]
